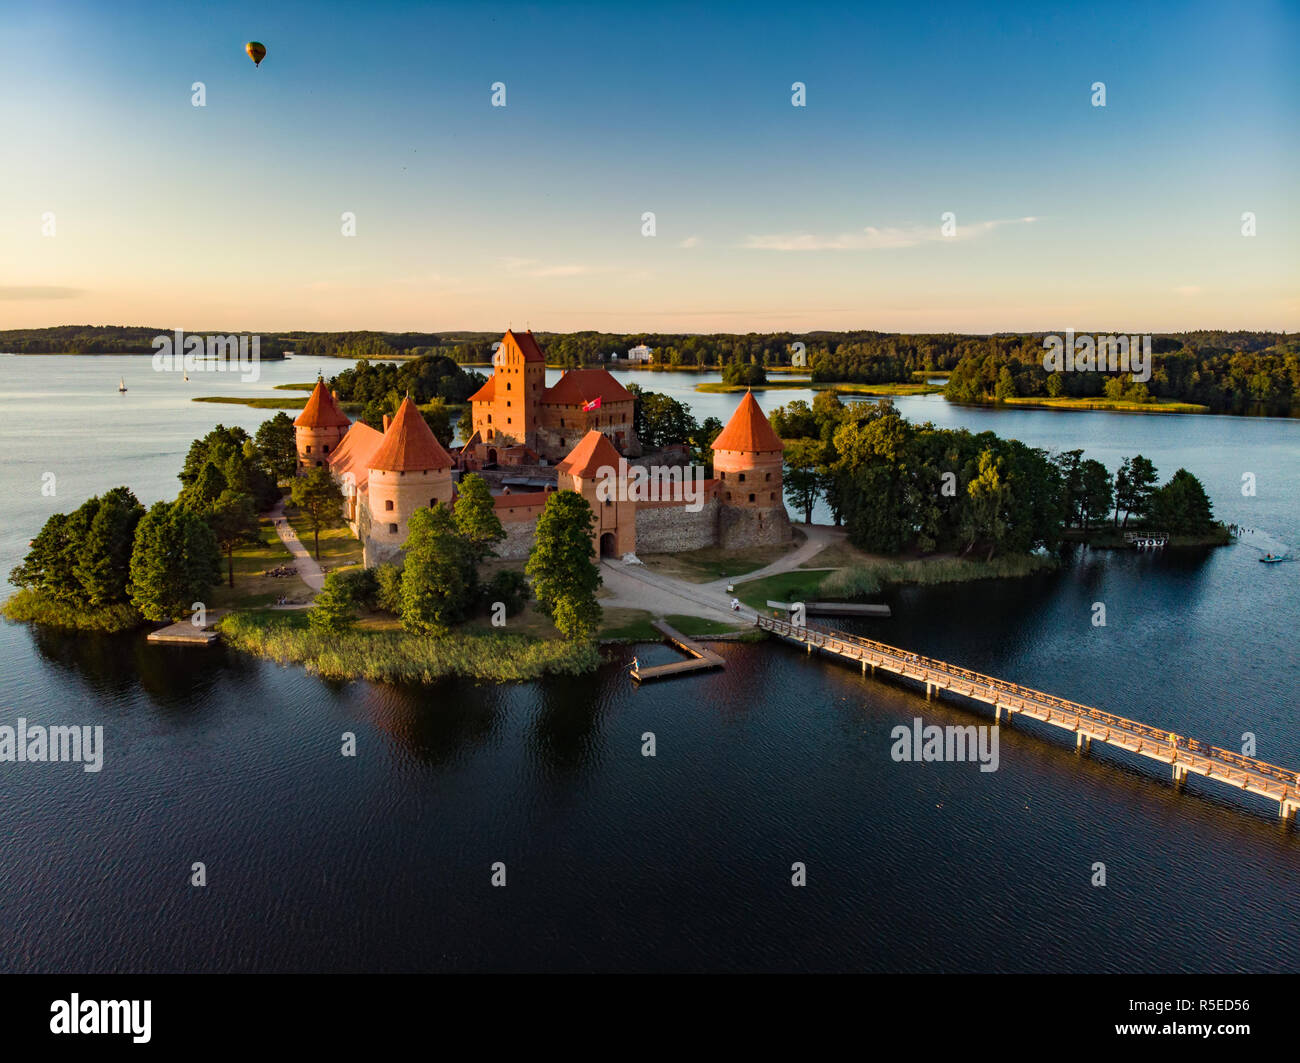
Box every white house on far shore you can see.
[626,344,653,363]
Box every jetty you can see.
[767,600,891,617]
[630,620,725,683]
[757,615,1300,823]
[146,610,227,646]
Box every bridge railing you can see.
[755,615,1299,792]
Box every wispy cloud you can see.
[678,235,701,248]
[0,285,86,300]
[502,257,595,278]
[744,217,1038,251]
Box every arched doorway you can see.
[600,532,618,557]
[486,447,498,466]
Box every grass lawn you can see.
[598,609,748,641]
[736,569,835,611]
[640,530,805,583]
[695,381,942,396]
[999,396,1209,414]
[193,394,365,413]
[208,519,314,609]
[284,513,365,572]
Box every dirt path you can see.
[601,523,843,625]
[266,501,325,593]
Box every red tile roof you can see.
[328,421,384,493]
[557,430,626,478]
[543,368,634,406]
[493,490,552,510]
[711,390,784,453]
[502,329,546,363]
[468,375,495,402]
[293,380,351,429]
[367,397,453,472]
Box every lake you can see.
[1,354,1297,972]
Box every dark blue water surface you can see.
[1,356,1297,972]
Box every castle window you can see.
[305,445,312,453]
[560,418,565,427]
[726,492,732,501]
[316,460,323,467]
[388,523,398,534]
[507,400,511,407]
[430,498,436,508]
[506,381,511,390]
[749,493,755,503]
[738,473,746,482]
[770,492,775,501]
[385,499,394,511]
[488,414,493,423]
[719,471,725,480]
[765,472,771,481]
[323,444,330,454]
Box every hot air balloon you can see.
[245,41,266,67]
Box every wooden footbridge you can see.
[757,615,1300,823]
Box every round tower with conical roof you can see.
[712,389,791,546]
[293,379,352,472]
[365,396,454,559]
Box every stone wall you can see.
[497,519,537,560]
[635,498,721,554]
[718,505,793,550]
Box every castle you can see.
[293,331,791,567]
[462,328,641,465]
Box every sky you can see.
[1,0,1296,335]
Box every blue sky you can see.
[2,0,1296,332]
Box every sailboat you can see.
[118,377,127,393]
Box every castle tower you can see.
[711,390,791,547]
[470,329,546,450]
[293,379,351,472]
[556,430,635,558]
[365,396,454,557]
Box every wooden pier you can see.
[767,600,891,617]
[630,621,725,683]
[146,610,227,646]
[757,616,1300,823]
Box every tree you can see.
[1114,455,1158,528]
[962,449,1010,557]
[420,398,454,446]
[290,466,343,561]
[400,506,474,636]
[783,438,822,523]
[1151,469,1215,534]
[484,569,531,617]
[74,487,145,605]
[453,473,506,562]
[255,412,299,483]
[208,490,260,587]
[128,502,221,621]
[309,570,360,632]
[375,562,404,615]
[1077,459,1115,539]
[994,366,1017,401]
[526,490,601,639]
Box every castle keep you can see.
[293,332,792,566]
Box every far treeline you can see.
[0,325,292,356]
[9,325,1294,416]
[772,394,1224,558]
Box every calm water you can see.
[1,355,1298,972]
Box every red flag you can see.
[582,396,602,411]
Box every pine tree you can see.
[453,473,506,562]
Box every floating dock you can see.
[630,621,726,682]
[146,610,227,646]
[757,615,1300,824]
[767,600,891,617]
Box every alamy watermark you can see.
[594,463,707,512]
[151,330,261,382]
[1042,330,1151,383]
[891,716,999,772]
[0,718,104,772]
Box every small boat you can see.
[1260,554,1287,563]
[117,377,127,392]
